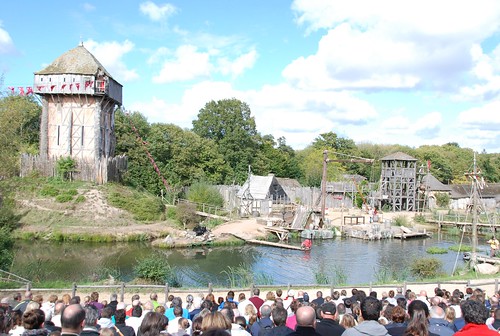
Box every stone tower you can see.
[379,151,417,211]
[34,44,122,162]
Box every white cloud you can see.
[0,22,15,54]
[84,39,139,82]
[152,45,212,83]
[458,100,500,130]
[287,0,500,91]
[218,49,258,77]
[139,1,177,22]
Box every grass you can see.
[105,183,165,221]
[393,215,411,227]
[13,230,168,243]
[426,247,448,254]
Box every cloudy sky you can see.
[1,1,499,152]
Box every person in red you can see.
[301,239,312,250]
[249,288,264,316]
[454,299,499,335]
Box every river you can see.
[11,233,484,287]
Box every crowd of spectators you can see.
[0,285,499,336]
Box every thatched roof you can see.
[381,151,417,161]
[450,183,500,199]
[276,177,301,188]
[35,45,113,78]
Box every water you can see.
[11,233,486,287]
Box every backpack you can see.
[257,320,272,336]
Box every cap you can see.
[321,302,336,315]
[287,290,295,297]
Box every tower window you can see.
[57,126,60,145]
[81,126,84,146]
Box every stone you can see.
[475,263,499,275]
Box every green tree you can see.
[0,95,41,177]
[187,182,224,207]
[192,99,258,184]
[296,146,343,187]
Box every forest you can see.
[1,94,499,197]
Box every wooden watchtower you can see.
[379,152,417,211]
[34,44,122,162]
[25,44,125,183]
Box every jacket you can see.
[341,320,389,336]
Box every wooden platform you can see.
[393,226,431,240]
[230,233,305,250]
[265,227,290,241]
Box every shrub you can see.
[410,257,442,279]
[176,202,199,229]
[186,182,224,207]
[55,194,73,203]
[40,185,59,197]
[426,247,448,254]
[0,227,14,270]
[435,193,450,208]
[393,215,409,227]
[414,214,426,223]
[56,157,77,181]
[134,254,180,286]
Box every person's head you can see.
[295,306,316,327]
[186,295,194,304]
[155,305,166,315]
[260,305,272,318]
[276,289,283,298]
[320,302,337,320]
[340,313,357,328]
[252,288,260,297]
[201,312,231,331]
[173,305,183,318]
[244,304,256,317]
[369,291,377,299]
[290,299,301,314]
[132,294,140,302]
[202,299,214,311]
[143,301,153,311]
[69,297,80,305]
[406,300,430,336]
[192,316,203,335]
[132,305,143,318]
[220,307,234,323]
[83,305,99,327]
[113,309,126,324]
[99,328,114,336]
[388,290,395,298]
[266,292,276,301]
[110,293,118,302]
[316,291,323,298]
[201,329,231,336]
[23,309,45,330]
[61,304,85,334]
[360,297,382,321]
[226,291,235,300]
[25,291,33,300]
[445,307,456,322]
[396,297,407,309]
[33,295,44,305]
[391,306,406,323]
[271,307,288,327]
[25,301,40,313]
[430,306,445,319]
[494,308,500,321]
[234,316,246,329]
[150,293,158,301]
[171,297,182,308]
[461,299,489,324]
[100,306,113,319]
[178,318,189,330]
[337,303,346,315]
[138,312,168,336]
[62,294,71,305]
[238,293,246,302]
[90,292,99,302]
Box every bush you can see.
[187,182,224,207]
[435,193,450,208]
[448,245,473,252]
[393,215,410,227]
[40,185,59,197]
[56,157,77,181]
[55,194,73,203]
[414,214,426,223]
[410,257,442,279]
[0,227,14,270]
[107,187,165,221]
[134,254,180,286]
[176,202,199,229]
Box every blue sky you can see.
[1,0,499,152]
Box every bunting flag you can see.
[69,84,73,91]
[37,85,45,91]
[61,84,67,90]
[26,87,33,95]
[18,87,25,96]
[50,85,56,91]
[8,87,15,94]
[75,83,80,90]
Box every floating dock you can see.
[393,226,431,240]
[231,233,305,250]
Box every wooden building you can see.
[22,44,126,183]
[379,152,417,211]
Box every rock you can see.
[475,263,499,275]
[163,235,174,245]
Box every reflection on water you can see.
[13,232,485,286]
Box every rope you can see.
[452,223,467,276]
[125,112,172,192]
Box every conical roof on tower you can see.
[35,45,115,80]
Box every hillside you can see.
[2,178,175,241]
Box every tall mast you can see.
[471,152,478,266]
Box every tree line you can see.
[1,95,499,197]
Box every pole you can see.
[471,152,478,266]
[321,151,328,221]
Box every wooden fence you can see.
[2,279,499,303]
[20,154,127,184]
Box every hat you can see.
[287,290,295,297]
[321,302,336,315]
[0,297,9,304]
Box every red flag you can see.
[76,83,80,90]
[427,160,431,171]
[26,87,33,95]
[61,84,67,90]
[18,87,25,96]
[50,85,56,91]
[69,84,73,91]
[37,85,45,91]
